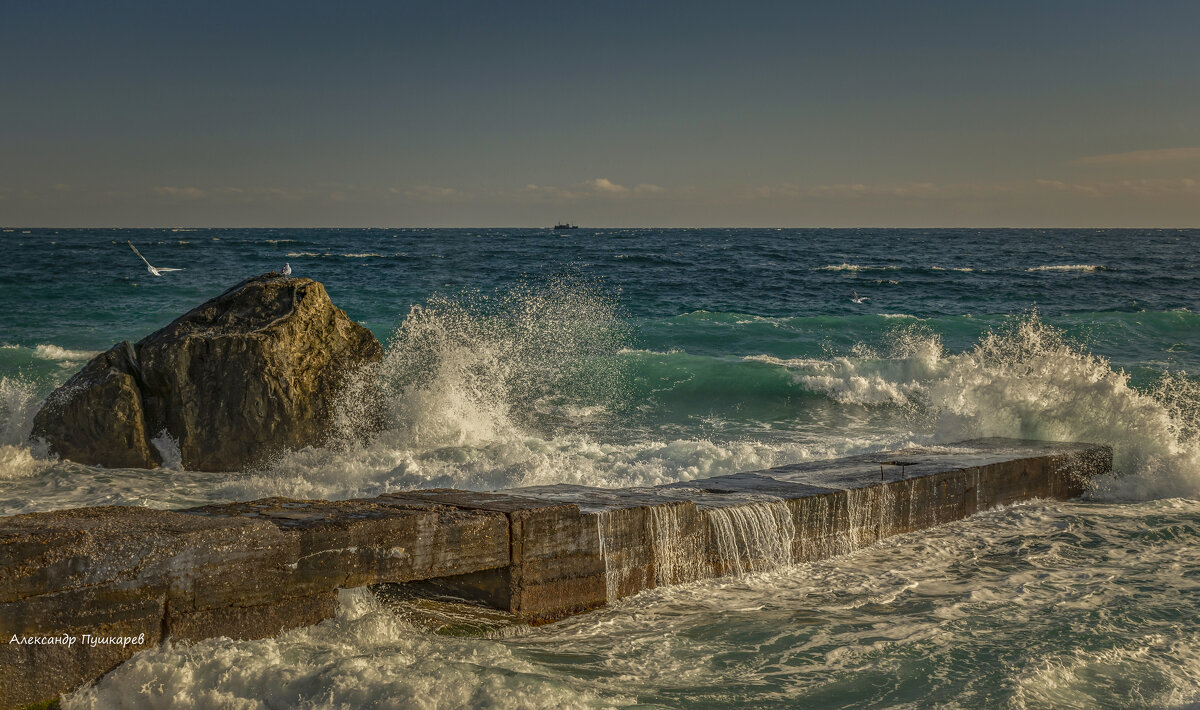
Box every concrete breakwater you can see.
[0,438,1110,708]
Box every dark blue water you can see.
[4,227,1198,362]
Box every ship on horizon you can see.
[552,222,579,229]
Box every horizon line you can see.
[3,225,1199,231]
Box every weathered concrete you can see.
[383,489,609,621]
[0,499,507,708]
[0,438,1110,708]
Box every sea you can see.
[2,227,1199,708]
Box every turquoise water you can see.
[3,228,1200,707]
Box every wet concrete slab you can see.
[0,438,1112,709]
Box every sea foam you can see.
[774,315,1200,500]
[1026,264,1108,272]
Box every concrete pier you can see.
[0,438,1110,708]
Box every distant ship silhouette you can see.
[553,222,579,229]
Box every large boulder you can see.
[32,274,383,471]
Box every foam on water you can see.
[814,263,902,272]
[4,305,1200,511]
[4,228,1200,705]
[65,588,631,710]
[772,315,1200,500]
[1026,264,1108,272]
[32,344,99,362]
[62,500,1200,708]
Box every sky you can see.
[2,0,1198,227]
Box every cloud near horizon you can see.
[395,185,467,201]
[5,173,1193,227]
[1074,147,1200,167]
[517,178,666,201]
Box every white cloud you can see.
[397,185,466,201]
[1035,177,1200,197]
[153,186,206,199]
[586,178,628,194]
[1074,147,1200,166]
[1033,179,1102,196]
[153,186,311,202]
[514,179,665,202]
[743,181,1015,201]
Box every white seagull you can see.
[128,242,183,277]
[850,290,869,304]
[281,262,292,275]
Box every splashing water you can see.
[0,376,48,480]
[7,227,1200,707]
[779,314,1200,500]
[339,275,631,449]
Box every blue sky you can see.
[2,0,1198,226]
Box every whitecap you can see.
[33,344,98,362]
[814,263,901,272]
[1026,264,1107,272]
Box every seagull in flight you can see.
[128,242,183,277]
[281,262,292,275]
[850,290,869,304]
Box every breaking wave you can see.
[0,376,48,480]
[32,344,99,362]
[3,294,1200,509]
[771,315,1200,500]
[1026,264,1108,272]
[814,263,901,272]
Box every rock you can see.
[32,274,383,471]
[30,342,158,469]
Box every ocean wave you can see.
[232,283,874,500]
[286,251,321,257]
[5,290,1200,510]
[1026,264,1109,272]
[815,263,901,272]
[65,499,1200,708]
[768,315,1200,500]
[65,588,633,709]
[32,344,99,361]
[742,354,827,368]
[341,253,384,258]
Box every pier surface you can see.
[0,438,1110,708]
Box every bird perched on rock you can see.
[281,263,292,275]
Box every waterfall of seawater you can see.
[596,491,906,599]
[846,484,897,549]
[595,500,800,602]
[704,500,796,577]
[595,511,625,601]
[649,503,702,586]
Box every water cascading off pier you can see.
[0,438,1110,709]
